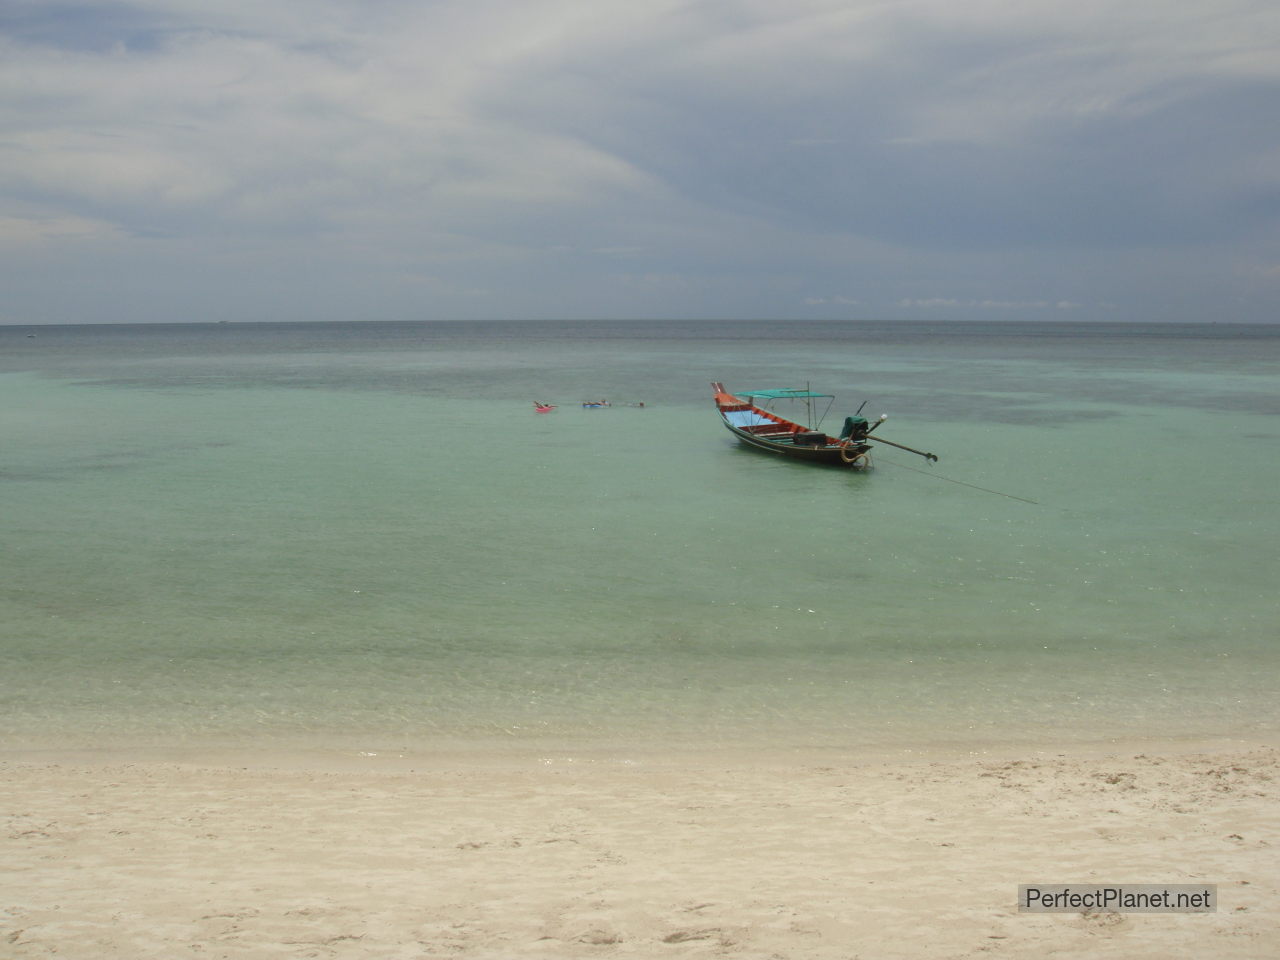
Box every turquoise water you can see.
[2,320,1277,754]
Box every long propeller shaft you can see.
[866,435,938,462]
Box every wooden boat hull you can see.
[720,419,871,467]
[712,382,872,468]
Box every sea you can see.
[2,319,1277,759]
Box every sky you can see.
[2,0,1278,324]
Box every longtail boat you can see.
[711,382,938,468]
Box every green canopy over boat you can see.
[734,388,833,399]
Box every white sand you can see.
[2,740,1276,958]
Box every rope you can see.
[875,456,1040,505]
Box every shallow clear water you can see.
[2,320,1277,754]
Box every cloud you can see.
[1,0,1278,322]
[0,213,127,249]
[897,298,1082,310]
[1236,262,1280,278]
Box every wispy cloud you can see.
[0,214,127,249]
[897,299,1083,310]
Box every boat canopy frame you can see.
[735,387,835,431]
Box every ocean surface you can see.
[2,319,1277,757]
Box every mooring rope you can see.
[875,455,1040,505]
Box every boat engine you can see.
[839,416,870,441]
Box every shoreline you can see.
[4,737,1276,958]
[3,730,1276,772]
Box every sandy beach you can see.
[2,739,1275,959]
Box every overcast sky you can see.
[3,0,1278,324]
